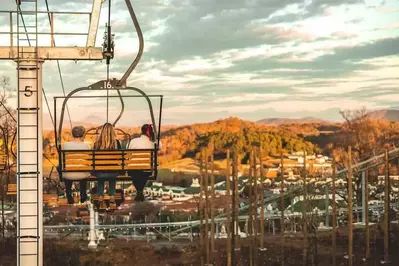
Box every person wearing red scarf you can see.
[128,124,162,201]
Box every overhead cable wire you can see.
[0,101,16,123]
[44,0,73,130]
[43,153,57,168]
[17,5,31,46]
[18,1,62,130]
[106,0,112,123]
[42,87,55,128]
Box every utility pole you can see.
[280,150,285,266]
[248,149,254,266]
[252,149,258,265]
[0,1,104,265]
[347,146,353,266]
[199,150,205,266]
[204,149,210,265]
[210,153,215,259]
[234,152,240,253]
[302,150,308,265]
[383,149,390,263]
[1,173,4,239]
[332,158,337,266]
[226,149,232,266]
[231,151,237,266]
[325,184,329,227]
[364,170,370,259]
[259,146,265,250]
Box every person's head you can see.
[141,124,155,141]
[94,123,117,150]
[71,126,85,140]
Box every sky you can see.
[0,0,399,126]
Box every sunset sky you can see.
[0,0,398,126]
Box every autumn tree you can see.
[334,107,398,205]
[1,76,16,236]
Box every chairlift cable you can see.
[17,5,31,46]
[18,4,53,129]
[19,2,57,134]
[44,0,73,131]
[0,101,16,123]
[106,0,112,123]
[42,87,55,128]
[107,65,109,123]
[43,153,57,169]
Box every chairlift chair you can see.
[54,82,163,210]
[55,83,163,180]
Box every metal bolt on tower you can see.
[0,0,106,265]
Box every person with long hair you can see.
[93,123,122,202]
[128,124,162,201]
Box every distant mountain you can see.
[257,117,330,125]
[368,109,399,122]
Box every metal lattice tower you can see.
[16,1,42,264]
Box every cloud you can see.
[169,57,233,74]
[1,0,398,126]
[213,93,287,103]
[371,94,399,102]
[249,24,316,42]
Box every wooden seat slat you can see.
[65,155,93,160]
[7,184,17,195]
[93,155,123,159]
[125,165,151,170]
[94,165,123,170]
[65,159,92,165]
[125,154,151,159]
[125,159,151,164]
[65,166,92,171]
[93,160,123,165]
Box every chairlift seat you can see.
[59,149,158,180]
[0,151,7,170]
[7,184,17,196]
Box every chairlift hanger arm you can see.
[113,89,124,127]
[103,0,144,126]
[116,0,144,87]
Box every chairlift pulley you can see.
[102,0,115,66]
[102,23,115,65]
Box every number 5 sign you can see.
[24,86,33,97]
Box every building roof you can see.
[183,186,200,195]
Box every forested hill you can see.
[43,114,399,167]
[158,117,317,164]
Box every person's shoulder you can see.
[62,141,72,148]
[83,142,91,149]
[130,137,142,143]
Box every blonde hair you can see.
[94,123,117,150]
